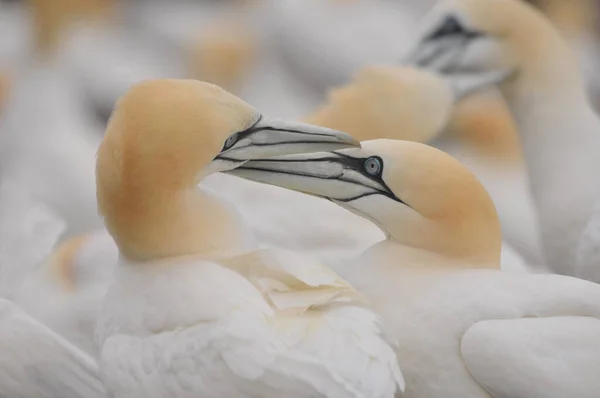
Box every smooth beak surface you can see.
[217,115,361,161]
[226,151,406,205]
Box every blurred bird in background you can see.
[0,0,600,397]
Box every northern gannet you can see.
[305,65,534,271]
[95,79,403,398]
[0,297,106,398]
[405,0,600,280]
[230,138,600,398]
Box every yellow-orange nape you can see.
[305,66,455,144]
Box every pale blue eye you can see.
[223,133,239,151]
[364,157,382,176]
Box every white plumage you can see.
[0,297,106,398]
[97,249,403,398]
[229,138,600,398]
[0,63,103,239]
[337,251,600,398]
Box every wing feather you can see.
[0,298,106,398]
[461,316,600,398]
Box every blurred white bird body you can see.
[94,80,403,398]
[0,63,103,239]
[512,77,600,276]
[0,297,106,398]
[0,179,66,299]
[98,248,403,398]
[13,229,117,355]
[270,0,418,91]
[58,18,186,123]
[577,203,600,282]
[232,139,600,398]
[0,63,113,355]
[0,1,31,71]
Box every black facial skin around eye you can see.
[425,15,482,41]
[222,132,239,151]
[333,153,410,206]
[219,115,263,153]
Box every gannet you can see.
[0,297,107,398]
[305,65,534,271]
[230,139,600,398]
[95,79,404,398]
[405,0,600,280]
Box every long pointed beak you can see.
[225,151,406,205]
[216,115,361,161]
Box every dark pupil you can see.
[428,16,466,40]
[365,157,381,175]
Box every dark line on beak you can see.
[248,126,343,139]
[235,164,342,181]
[236,162,411,208]
[238,141,352,148]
